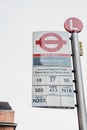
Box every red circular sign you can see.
[64,17,83,33]
[36,33,66,52]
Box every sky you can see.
[0,0,87,130]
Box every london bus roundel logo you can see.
[36,33,67,52]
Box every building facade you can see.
[0,102,17,130]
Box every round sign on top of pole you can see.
[64,17,83,33]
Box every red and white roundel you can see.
[36,33,66,52]
[64,17,83,33]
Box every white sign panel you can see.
[32,31,75,108]
[33,31,71,54]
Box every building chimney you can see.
[0,102,17,130]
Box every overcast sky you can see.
[0,0,87,130]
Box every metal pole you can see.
[71,32,87,130]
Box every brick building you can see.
[0,102,17,130]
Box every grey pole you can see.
[71,32,87,130]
